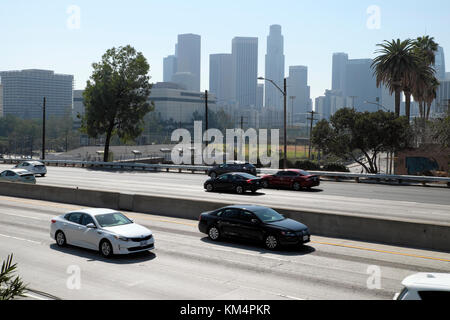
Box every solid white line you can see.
[0,212,46,221]
[0,233,41,245]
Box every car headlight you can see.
[114,235,129,242]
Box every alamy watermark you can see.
[366,5,381,30]
[67,5,81,30]
[171,121,280,169]
[66,265,81,290]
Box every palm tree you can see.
[0,254,28,300]
[412,36,440,121]
[372,39,419,118]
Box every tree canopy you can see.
[82,45,154,162]
[312,108,412,174]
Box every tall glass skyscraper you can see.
[0,69,73,119]
[209,53,233,105]
[232,37,258,108]
[332,52,348,93]
[265,25,285,110]
[435,46,446,80]
[176,34,201,92]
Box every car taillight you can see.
[198,215,202,221]
[51,219,56,224]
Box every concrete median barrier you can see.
[0,181,449,252]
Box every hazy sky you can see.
[1,0,449,101]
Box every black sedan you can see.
[207,162,257,179]
[204,173,262,194]
[198,205,311,250]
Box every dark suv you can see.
[207,162,257,179]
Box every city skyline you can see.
[1,1,450,103]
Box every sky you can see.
[1,0,449,101]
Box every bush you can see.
[279,159,295,169]
[322,163,350,172]
[294,160,320,171]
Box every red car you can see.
[261,169,320,191]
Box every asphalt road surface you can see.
[1,196,450,300]
[1,164,448,225]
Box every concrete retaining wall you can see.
[0,181,448,252]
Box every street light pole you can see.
[42,97,46,160]
[258,77,288,169]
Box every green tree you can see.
[82,45,154,162]
[312,108,412,174]
[0,254,28,300]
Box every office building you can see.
[287,66,311,123]
[0,69,73,119]
[332,52,348,93]
[232,37,258,108]
[435,80,450,116]
[435,46,446,81]
[163,55,177,82]
[209,54,233,105]
[264,25,285,110]
[176,34,201,92]
[0,84,3,117]
[257,84,264,110]
[149,82,217,124]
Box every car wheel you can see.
[100,240,113,258]
[265,235,279,250]
[262,180,269,188]
[55,231,66,247]
[206,183,214,192]
[208,226,221,241]
[293,182,301,191]
[210,172,217,179]
[236,185,244,194]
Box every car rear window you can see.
[418,291,450,300]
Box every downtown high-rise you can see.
[265,25,285,110]
[175,34,201,92]
[232,37,258,108]
[209,54,233,105]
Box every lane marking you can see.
[0,212,46,221]
[2,196,449,263]
[0,233,42,245]
[311,241,450,263]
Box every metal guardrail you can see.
[2,158,450,187]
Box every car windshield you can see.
[95,212,133,228]
[252,207,285,223]
[298,170,311,176]
[236,173,258,179]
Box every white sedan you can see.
[50,208,155,257]
[0,169,36,184]
[394,273,450,300]
[15,161,47,177]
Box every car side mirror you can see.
[86,223,96,229]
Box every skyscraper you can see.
[209,54,233,105]
[287,66,311,122]
[163,55,177,82]
[257,84,264,110]
[435,46,446,80]
[332,52,348,93]
[232,37,258,108]
[265,25,285,110]
[0,69,73,119]
[176,34,201,92]
[344,59,379,112]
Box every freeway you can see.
[1,196,449,300]
[0,164,449,225]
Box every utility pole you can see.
[42,97,46,160]
[283,78,287,169]
[204,90,209,147]
[289,96,296,127]
[307,110,318,160]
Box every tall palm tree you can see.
[372,39,419,118]
[412,36,440,120]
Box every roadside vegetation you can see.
[0,254,28,300]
